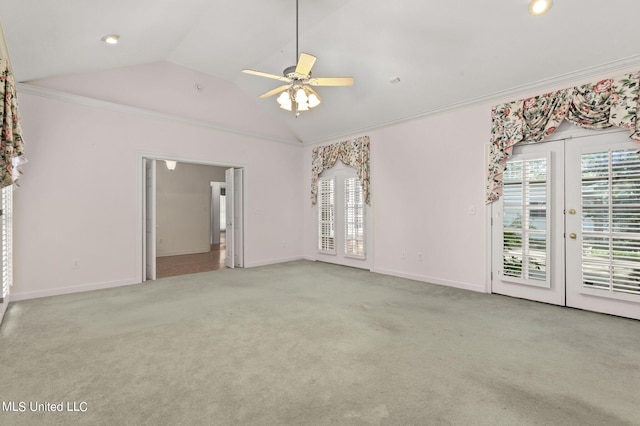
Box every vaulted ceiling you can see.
[2,0,640,144]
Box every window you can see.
[1,185,13,304]
[502,155,550,285]
[317,177,336,254]
[581,148,640,296]
[344,177,365,257]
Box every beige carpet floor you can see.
[1,260,639,425]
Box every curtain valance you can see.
[311,136,370,205]
[487,70,640,203]
[0,57,25,187]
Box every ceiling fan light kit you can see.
[241,0,354,116]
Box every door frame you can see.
[137,154,247,282]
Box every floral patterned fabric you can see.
[522,89,570,142]
[311,136,370,205]
[487,71,640,204]
[566,79,615,129]
[0,58,25,188]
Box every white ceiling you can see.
[2,0,640,144]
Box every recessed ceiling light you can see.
[101,34,120,45]
[529,0,552,16]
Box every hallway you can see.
[156,232,227,278]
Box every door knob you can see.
[569,233,577,239]
[568,209,576,215]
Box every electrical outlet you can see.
[72,259,80,269]
[468,205,476,215]
[401,250,406,259]
[417,252,423,262]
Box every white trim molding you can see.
[9,278,141,302]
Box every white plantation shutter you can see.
[344,177,365,257]
[502,155,550,286]
[1,185,13,303]
[581,148,640,296]
[317,177,336,254]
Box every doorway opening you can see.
[142,158,245,281]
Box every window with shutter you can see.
[344,177,365,258]
[581,148,640,296]
[317,177,336,254]
[502,155,550,286]
[1,185,13,304]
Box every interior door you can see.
[225,168,235,269]
[491,141,565,305]
[233,168,244,267]
[144,159,157,280]
[565,133,640,320]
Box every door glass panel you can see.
[344,177,365,257]
[317,178,336,253]
[502,156,550,284]
[580,149,640,296]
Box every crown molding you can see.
[305,55,640,145]
[16,83,301,147]
[18,54,640,147]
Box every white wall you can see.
[14,60,640,301]
[303,104,490,292]
[0,18,9,60]
[302,64,640,294]
[13,92,304,300]
[156,162,226,257]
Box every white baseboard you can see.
[0,297,8,326]
[10,278,141,302]
[244,256,305,268]
[372,267,487,293]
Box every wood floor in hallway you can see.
[156,232,227,278]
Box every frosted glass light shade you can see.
[295,88,308,104]
[308,93,321,108]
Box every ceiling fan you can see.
[242,0,354,115]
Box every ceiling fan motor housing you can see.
[284,65,310,80]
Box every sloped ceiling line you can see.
[16,83,302,146]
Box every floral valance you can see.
[487,70,640,203]
[311,136,370,205]
[0,57,25,188]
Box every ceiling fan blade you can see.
[308,77,354,87]
[295,53,317,76]
[259,85,291,99]
[242,69,290,82]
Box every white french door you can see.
[565,135,640,319]
[225,168,244,269]
[225,168,235,269]
[143,159,157,281]
[491,140,565,306]
[492,131,640,320]
[316,162,371,270]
